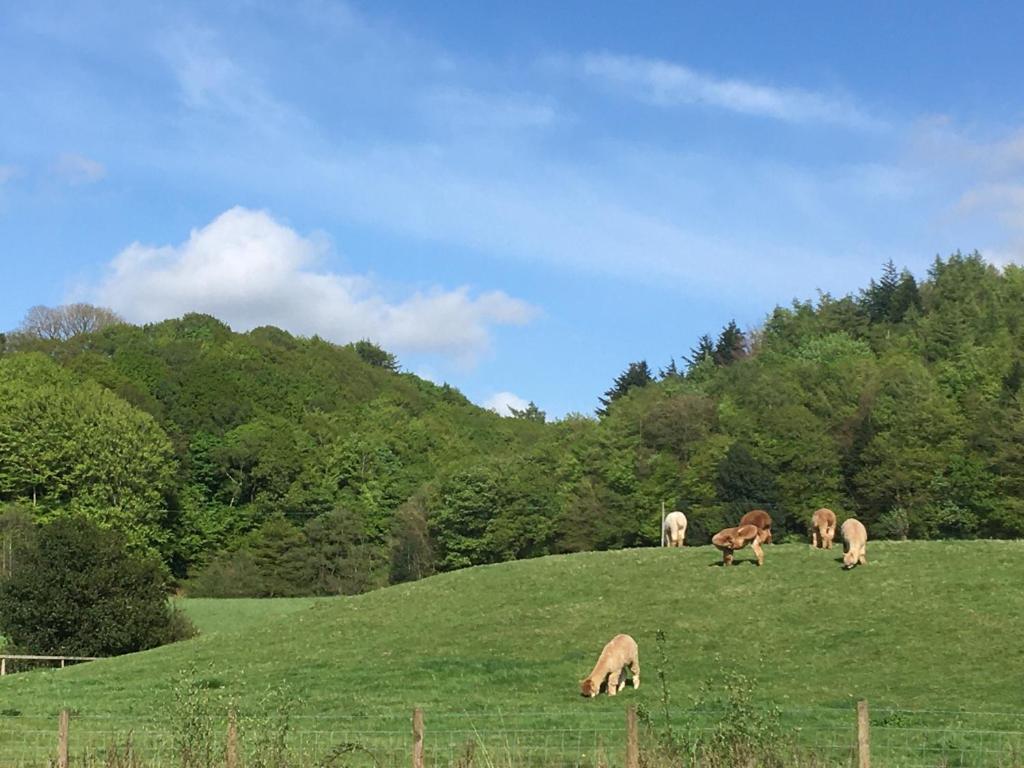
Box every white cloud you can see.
[484,391,530,416]
[54,153,105,184]
[579,53,880,128]
[91,207,537,363]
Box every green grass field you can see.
[3,541,1024,766]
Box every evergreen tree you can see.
[0,516,193,656]
[508,401,547,422]
[352,339,400,372]
[714,321,747,366]
[597,361,654,416]
[685,335,715,369]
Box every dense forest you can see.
[2,251,1023,596]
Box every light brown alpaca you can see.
[711,524,767,566]
[580,634,640,697]
[662,511,688,547]
[739,509,773,544]
[811,508,837,549]
[841,518,868,569]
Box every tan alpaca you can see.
[662,511,688,547]
[811,508,837,549]
[841,518,868,569]
[580,634,640,697]
[711,524,767,566]
[739,509,773,544]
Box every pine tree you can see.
[597,361,654,416]
[714,321,747,366]
[684,335,716,373]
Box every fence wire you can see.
[2,707,1024,767]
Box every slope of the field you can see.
[3,541,1024,721]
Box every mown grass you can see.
[2,541,1024,764]
[177,595,330,637]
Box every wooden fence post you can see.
[1,657,6,676]
[625,704,639,768]
[57,709,70,768]
[857,699,870,768]
[412,707,424,768]
[226,708,239,768]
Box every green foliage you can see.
[6,251,1024,592]
[598,360,654,415]
[0,516,194,655]
[350,338,400,372]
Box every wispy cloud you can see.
[54,153,105,184]
[579,53,880,128]
[158,25,301,134]
[90,207,537,364]
[484,390,530,416]
[419,86,561,133]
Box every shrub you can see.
[0,516,194,656]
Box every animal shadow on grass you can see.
[708,558,760,567]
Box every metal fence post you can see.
[857,699,870,768]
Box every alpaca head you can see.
[580,678,597,697]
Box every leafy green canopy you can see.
[2,252,1024,596]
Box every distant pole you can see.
[857,700,870,768]
[625,705,639,768]
[412,708,424,768]
[57,709,70,768]
[661,502,666,547]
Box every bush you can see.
[0,516,194,656]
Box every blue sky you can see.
[2,1,1024,417]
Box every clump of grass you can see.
[639,631,800,768]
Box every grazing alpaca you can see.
[841,518,868,569]
[662,511,688,547]
[580,634,640,697]
[711,524,767,566]
[739,509,773,544]
[811,508,837,549]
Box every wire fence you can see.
[2,705,1024,767]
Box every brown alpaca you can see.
[841,518,868,569]
[811,508,837,549]
[739,509,773,544]
[711,524,767,566]
[580,634,640,697]
[662,511,688,547]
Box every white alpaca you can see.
[580,634,640,697]
[662,511,688,547]
[841,518,868,569]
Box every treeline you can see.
[2,251,1024,597]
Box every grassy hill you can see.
[3,541,1024,764]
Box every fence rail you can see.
[0,654,100,676]
[2,701,1024,767]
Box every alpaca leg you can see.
[722,549,734,566]
[812,529,818,548]
[607,671,620,696]
[752,540,764,566]
[630,659,640,689]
